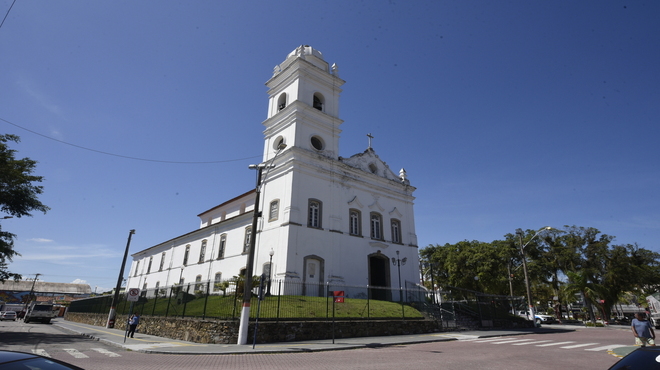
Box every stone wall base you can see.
[64,313,442,344]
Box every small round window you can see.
[311,136,324,151]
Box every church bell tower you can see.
[261,45,345,162]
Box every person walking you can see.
[631,312,655,347]
[127,312,140,338]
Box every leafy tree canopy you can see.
[0,134,49,282]
[420,225,660,320]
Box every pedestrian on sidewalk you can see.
[631,312,655,347]
[128,312,140,338]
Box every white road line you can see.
[585,344,630,352]
[561,343,599,349]
[63,349,88,358]
[536,341,576,347]
[474,338,512,343]
[491,339,535,344]
[512,340,552,345]
[31,349,50,358]
[91,348,121,357]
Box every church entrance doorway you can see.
[368,254,391,301]
[303,256,324,297]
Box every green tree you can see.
[0,134,49,281]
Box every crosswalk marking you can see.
[63,349,88,358]
[585,344,629,352]
[492,339,535,344]
[561,343,599,349]
[536,341,576,347]
[512,340,552,345]
[92,348,121,357]
[31,349,50,357]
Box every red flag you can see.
[333,291,345,303]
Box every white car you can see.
[516,311,556,325]
[0,311,17,321]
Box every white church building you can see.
[126,46,419,301]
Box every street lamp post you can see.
[107,229,136,328]
[392,251,407,303]
[516,226,551,326]
[266,249,274,296]
[237,143,286,345]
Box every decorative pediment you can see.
[368,196,385,213]
[369,241,389,249]
[340,148,399,181]
[347,196,364,208]
[389,207,403,218]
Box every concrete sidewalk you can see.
[54,319,582,355]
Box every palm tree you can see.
[562,271,604,324]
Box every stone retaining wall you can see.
[64,312,442,344]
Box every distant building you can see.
[0,280,92,304]
[126,46,419,300]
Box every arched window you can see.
[199,240,207,263]
[391,219,402,244]
[308,199,322,228]
[183,245,190,265]
[349,209,361,236]
[370,212,383,240]
[217,234,226,259]
[277,93,287,111]
[195,275,203,292]
[243,226,252,253]
[313,93,324,111]
[214,272,222,292]
[159,252,166,271]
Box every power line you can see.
[1,117,261,164]
[0,0,16,30]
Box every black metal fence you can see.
[68,279,523,328]
[68,278,430,321]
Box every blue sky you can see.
[1,1,658,293]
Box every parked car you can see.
[516,310,556,325]
[608,345,660,369]
[0,311,17,321]
[0,350,84,369]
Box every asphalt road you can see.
[0,319,632,370]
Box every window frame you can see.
[198,240,207,264]
[370,212,383,240]
[183,245,190,266]
[269,199,279,221]
[308,199,322,228]
[217,234,226,259]
[243,226,252,254]
[391,219,402,244]
[349,209,361,236]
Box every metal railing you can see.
[69,278,432,321]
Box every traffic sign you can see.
[127,288,140,302]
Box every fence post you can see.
[202,281,210,320]
[276,280,281,323]
[182,283,190,318]
[152,289,158,316]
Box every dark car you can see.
[609,346,660,369]
[0,350,84,369]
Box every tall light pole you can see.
[107,229,136,328]
[516,226,551,326]
[237,143,286,345]
[24,273,41,312]
[392,251,407,303]
[266,249,274,296]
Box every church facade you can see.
[126,46,419,301]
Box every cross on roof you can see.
[367,133,374,149]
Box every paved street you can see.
[0,318,635,369]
